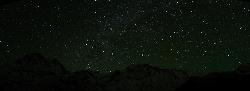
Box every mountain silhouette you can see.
[0,53,189,91]
[1,53,250,91]
[0,53,68,91]
[176,64,250,91]
[103,64,189,91]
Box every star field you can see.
[0,0,250,75]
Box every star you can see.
[0,0,249,75]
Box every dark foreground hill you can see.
[0,53,189,91]
[176,63,250,91]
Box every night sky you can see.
[1,0,250,75]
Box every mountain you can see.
[0,53,68,91]
[0,53,189,91]
[62,64,189,91]
[2,53,250,91]
[103,64,189,91]
[176,63,250,91]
